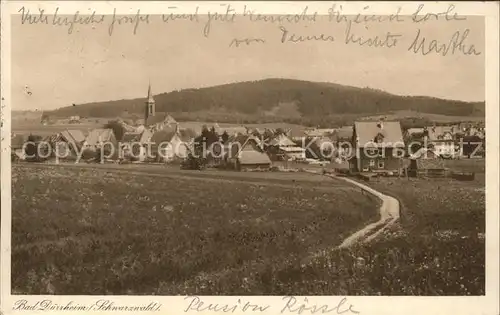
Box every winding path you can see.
[329,175,400,248]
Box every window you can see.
[378,160,385,169]
[369,159,375,167]
[366,148,378,156]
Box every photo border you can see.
[1,1,498,314]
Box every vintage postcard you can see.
[1,1,499,314]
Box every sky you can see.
[11,12,485,110]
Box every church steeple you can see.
[145,81,155,122]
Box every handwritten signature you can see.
[408,28,481,56]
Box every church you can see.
[141,83,178,133]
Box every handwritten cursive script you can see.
[229,37,266,48]
[408,28,481,56]
[344,21,402,48]
[281,296,359,315]
[280,26,335,44]
[108,8,150,36]
[184,296,270,313]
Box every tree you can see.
[221,131,229,144]
[24,134,48,162]
[104,120,126,141]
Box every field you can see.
[358,175,485,295]
[11,164,379,295]
[12,122,104,137]
[361,110,485,123]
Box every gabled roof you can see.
[228,135,264,159]
[60,129,86,144]
[122,129,152,143]
[238,150,272,165]
[410,148,438,159]
[151,126,196,144]
[406,127,425,135]
[332,126,354,141]
[268,133,296,147]
[85,128,115,146]
[412,158,445,170]
[122,132,142,143]
[354,121,404,147]
[145,113,177,127]
[426,126,457,141]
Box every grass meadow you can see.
[10,159,486,295]
[11,165,379,295]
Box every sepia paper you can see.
[1,1,499,315]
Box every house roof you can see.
[238,150,272,165]
[268,134,296,147]
[122,132,142,143]
[304,129,335,137]
[332,126,354,141]
[410,148,438,159]
[413,158,445,170]
[145,113,177,127]
[60,129,86,144]
[354,121,404,147]
[228,135,264,159]
[151,126,196,144]
[85,128,115,146]
[406,128,425,135]
[426,126,458,141]
[122,129,152,143]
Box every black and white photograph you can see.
[1,1,499,313]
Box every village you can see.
[11,83,486,180]
[9,84,487,296]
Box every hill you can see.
[44,78,485,127]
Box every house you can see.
[135,83,177,133]
[304,128,335,138]
[151,124,196,162]
[69,115,81,124]
[329,157,350,175]
[302,135,337,160]
[84,128,118,159]
[424,126,459,158]
[404,127,425,140]
[409,147,438,160]
[227,135,271,171]
[11,134,27,160]
[407,154,446,178]
[351,120,405,173]
[332,126,354,143]
[45,129,86,159]
[267,133,306,161]
[120,129,153,161]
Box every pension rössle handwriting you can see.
[17,3,480,56]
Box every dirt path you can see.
[324,174,400,248]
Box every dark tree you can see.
[24,134,48,162]
[104,120,126,141]
[221,131,229,144]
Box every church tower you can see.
[145,82,155,123]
